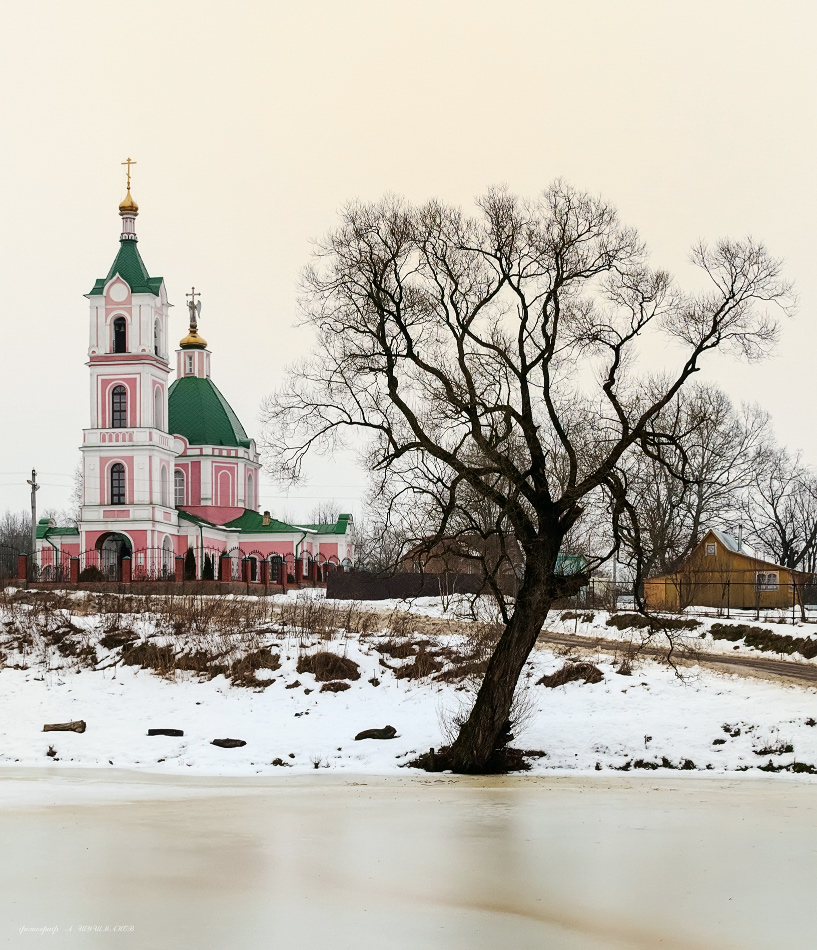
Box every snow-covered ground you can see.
[2,588,817,777]
[543,606,817,662]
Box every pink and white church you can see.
[36,176,354,580]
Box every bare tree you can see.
[306,499,341,525]
[618,385,770,578]
[0,510,32,553]
[261,181,792,772]
[743,447,817,571]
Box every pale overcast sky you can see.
[1,0,815,519]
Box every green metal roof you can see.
[224,510,303,534]
[168,376,252,448]
[36,522,79,539]
[298,514,352,535]
[88,240,163,296]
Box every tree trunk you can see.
[449,557,554,772]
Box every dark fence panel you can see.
[0,544,20,581]
[131,548,176,581]
[30,549,74,583]
[326,570,518,601]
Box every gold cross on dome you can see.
[121,157,137,190]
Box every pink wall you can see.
[179,505,244,526]
[213,463,237,506]
[191,460,201,505]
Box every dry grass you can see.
[538,662,604,688]
[0,588,507,690]
[297,651,360,682]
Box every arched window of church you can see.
[154,320,161,357]
[110,463,125,505]
[160,467,169,507]
[247,472,254,509]
[113,317,127,354]
[153,387,163,430]
[174,470,185,507]
[111,385,127,428]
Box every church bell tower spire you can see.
[118,157,138,242]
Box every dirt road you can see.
[537,629,817,687]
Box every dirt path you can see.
[378,607,817,687]
[537,629,817,687]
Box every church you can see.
[35,166,354,582]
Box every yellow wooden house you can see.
[643,529,809,611]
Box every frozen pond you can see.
[1,770,815,949]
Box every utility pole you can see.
[26,469,39,555]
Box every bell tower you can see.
[79,161,180,555]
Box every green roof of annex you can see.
[224,510,353,535]
[177,508,353,536]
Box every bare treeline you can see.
[606,383,817,577]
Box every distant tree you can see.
[0,511,32,553]
[743,447,817,571]
[307,500,340,525]
[618,384,770,579]
[262,182,792,772]
[184,547,196,581]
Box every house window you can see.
[756,572,779,592]
[110,463,125,505]
[111,385,127,428]
[174,470,185,507]
[705,543,716,556]
[113,317,127,353]
[154,320,161,357]
[186,353,194,375]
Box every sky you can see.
[1,0,815,520]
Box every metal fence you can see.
[0,544,20,582]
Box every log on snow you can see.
[43,721,86,734]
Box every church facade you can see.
[35,175,354,580]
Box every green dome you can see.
[168,376,251,448]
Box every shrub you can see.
[538,662,603,687]
[296,651,360,681]
[607,613,700,632]
[183,547,196,581]
[78,566,106,582]
[202,553,215,581]
[121,641,175,674]
[710,623,817,658]
[394,648,444,680]
[230,648,281,687]
[320,681,351,692]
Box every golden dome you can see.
[180,325,208,349]
[119,189,139,215]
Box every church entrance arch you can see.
[94,532,132,580]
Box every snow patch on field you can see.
[1,589,817,777]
